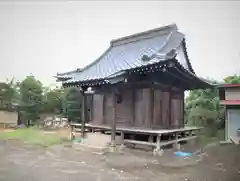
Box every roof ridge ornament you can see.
[141,49,177,62]
[141,55,151,62]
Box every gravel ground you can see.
[0,140,240,181]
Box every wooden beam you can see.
[124,139,156,146]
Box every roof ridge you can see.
[57,68,82,77]
[110,24,178,47]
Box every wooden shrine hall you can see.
[56,24,213,153]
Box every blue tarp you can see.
[174,151,193,157]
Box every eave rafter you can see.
[62,58,212,91]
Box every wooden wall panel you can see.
[152,89,162,128]
[86,95,93,122]
[115,90,133,127]
[91,87,184,130]
[92,94,104,125]
[103,93,114,126]
[161,91,170,129]
[134,89,144,127]
[170,90,184,128]
[142,88,152,127]
[171,98,181,128]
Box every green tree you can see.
[185,80,224,136]
[185,75,240,137]
[42,87,64,113]
[224,75,240,84]
[0,82,12,109]
[19,75,43,126]
[0,77,19,110]
[62,87,82,123]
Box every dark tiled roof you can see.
[60,24,194,83]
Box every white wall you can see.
[225,88,240,100]
[227,109,240,143]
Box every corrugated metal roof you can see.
[218,84,240,88]
[220,100,240,105]
[62,24,190,83]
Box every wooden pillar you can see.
[169,88,172,129]
[81,91,86,137]
[131,89,135,126]
[174,133,181,150]
[120,132,124,145]
[17,110,21,125]
[69,123,75,140]
[182,90,185,126]
[156,134,161,150]
[153,134,163,156]
[225,106,228,141]
[111,91,116,146]
[149,88,154,128]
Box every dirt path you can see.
[0,140,240,181]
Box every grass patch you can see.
[0,128,67,147]
[197,129,225,147]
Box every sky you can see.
[0,0,239,87]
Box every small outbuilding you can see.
[219,84,240,143]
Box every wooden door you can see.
[228,109,240,143]
[152,90,162,128]
[115,90,132,127]
[134,89,144,127]
[161,91,170,129]
[103,93,114,126]
[92,94,104,125]
[171,98,182,128]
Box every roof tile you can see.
[61,24,189,83]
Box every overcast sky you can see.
[0,0,239,87]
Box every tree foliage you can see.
[1,72,239,129]
[223,75,240,84]
[42,88,64,114]
[0,78,19,110]
[62,87,82,123]
[19,76,43,125]
[185,86,224,128]
[185,76,240,137]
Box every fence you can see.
[0,110,18,128]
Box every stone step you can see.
[72,133,123,154]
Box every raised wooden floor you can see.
[70,123,201,154]
[71,123,201,134]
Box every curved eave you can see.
[173,60,216,89]
[182,38,195,74]
[62,78,109,88]
[54,76,72,82]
